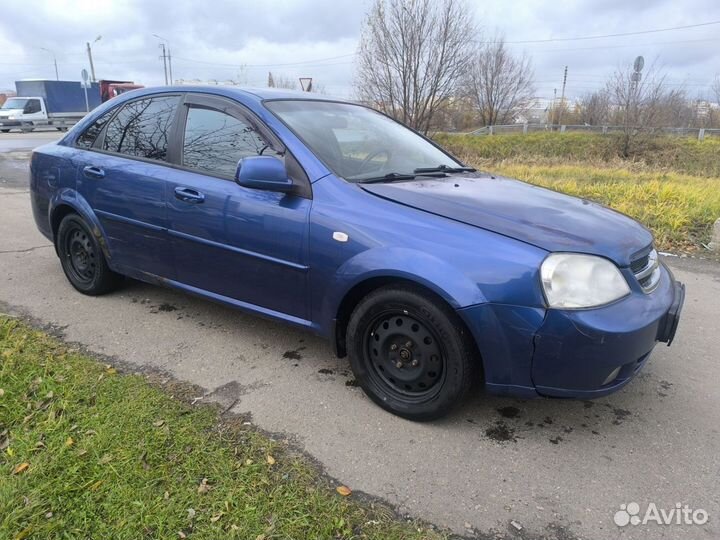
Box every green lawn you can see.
[434,132,720,251]
[0,317,444,540]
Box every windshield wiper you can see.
[357,171,447,184]
[413,165,476,174]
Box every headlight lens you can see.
[540,253,630,308]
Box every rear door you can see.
[77,94,180,278]
[166,93,312,320]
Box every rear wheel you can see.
[56,214,122,295]
[0,129,9,133]
[346,285,477,421]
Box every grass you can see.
[0,317,444,540]
[434,132,720,251]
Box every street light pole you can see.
[86,35,101,82]
[158,43,169,85]
[40,48,59,80]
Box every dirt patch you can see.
[485,421,516,443]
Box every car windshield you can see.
[265,100,461,182]
[1,98,29,110]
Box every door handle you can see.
[82,165,105,179]
[174,186,205,203]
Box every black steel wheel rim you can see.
[364,311,446,400]
[64,226,97,284]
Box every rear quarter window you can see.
[76,109,115,149]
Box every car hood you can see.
[0,108,22,117]
[360,174,652,267]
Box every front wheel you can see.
[346,285,478,421]
[0,129,9,133]
[56,214,123,295]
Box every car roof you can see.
[121,85,350,104]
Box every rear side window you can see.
[103,96,179,161]
[76,109,114,149]
[182,106,279,178]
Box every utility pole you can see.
[153,34,173,85]
[167,48,173,85]
[40,48,58,80]
[159,43,169,85]
[86,42,96,82]
[558,66,568,126]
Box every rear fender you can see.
[49,188,112,262]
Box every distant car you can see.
[29,87,684,420]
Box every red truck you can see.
[99,80,144,102]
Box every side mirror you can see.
[235,156,294,193]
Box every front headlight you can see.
[540,253,630,309]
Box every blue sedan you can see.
[29,87,684,420]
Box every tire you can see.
[346,285,478,421]
[56,127,68,132]
[56,214,123,295]
[0,129,9,133]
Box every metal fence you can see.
[468,124,720,141]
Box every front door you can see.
[165,94,311,320]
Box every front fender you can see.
[318,246,486,335]
[49,188,113,262]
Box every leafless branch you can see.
[355,0,476,134]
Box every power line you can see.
[488,19,720,44]
[527,37,720,54]
[172,53,355,68]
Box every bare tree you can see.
[355,0,475,134]
[712,75,720,105]
[267,72,297,90]
[710,75,720,128]
[606,61,676,157]
[462,35,535,126]
[576,90,611,126]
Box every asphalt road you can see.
[1,133,718,540]
[0,130,62,153]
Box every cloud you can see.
[0,0,718,100]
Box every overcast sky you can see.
[1,0,718,101]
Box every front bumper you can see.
[531,264,684,398]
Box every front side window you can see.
[265,100,460,181]
[103,95,179,161]
[25,99,41,113]
[76,109,114,149]
[182,106,279,178]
